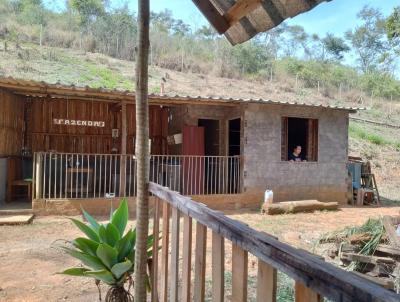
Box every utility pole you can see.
[134,0,150,301]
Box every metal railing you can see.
[33,152,241,199]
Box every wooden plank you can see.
[181,215,192,302]
[376,244,400,256]
[149,182,400,302]
[170,207,180,302]
[295,282,321,302]
[340,252,395,265]
[225,0,261,24]
[151,198,161,302]
[232,243,248,302]
[383,216,400,248]
[212,232,224,302]
[351,271,395,290]
[191,0,230,34]
[160,202,170,302]
[194,222,207,302]
[256,260,277,302]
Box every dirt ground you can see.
[1,206,400,301]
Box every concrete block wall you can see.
[243,103,349,204]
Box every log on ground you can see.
[263,200,338,215]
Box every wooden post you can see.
[212,232,224,302]
[134,0,151,300]
[194,223,207,302]
[151,198,161,302]
[232,243,248,302]
[170,207,180,302]
[256,260,277,302]
[160,202,170,302]
[182,215,192,302]
[295,282,322,302]
[119,102,127,196]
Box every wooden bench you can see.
[6,157,32,202]
[7,180,32,202]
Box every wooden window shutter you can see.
[307,119,318,161]
[281,117,288,161]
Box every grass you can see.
[349,122,400,149]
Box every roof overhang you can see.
[192,0,331,45]
[0,77,361,113]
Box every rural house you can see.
[0,77,359,214]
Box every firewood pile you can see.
[320,216,400,293]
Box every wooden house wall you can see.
[27,98,169,154]
[0,89,24,156]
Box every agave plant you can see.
[59,199,154,302]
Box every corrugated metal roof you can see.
[193,0,330,45]
[0,76,362,112]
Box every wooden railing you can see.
[33,152,241,199]
[149,182,399,302]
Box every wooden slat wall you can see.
[0,89,24,156]
[27,98,169,154]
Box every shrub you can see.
[59,199,156,301]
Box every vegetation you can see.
[59,200,155,302]
[320,218,385,271]
[0,1,399,100]
[349,122,400,150]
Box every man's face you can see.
[294,146,302,155]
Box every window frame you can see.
[280,116,319,163]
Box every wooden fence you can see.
[148,182,399,302]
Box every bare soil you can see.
[1,206,400,301]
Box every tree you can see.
[281,25,309,58]
[70,0,105,28]
[196,25,217,40]
[386,6,400,52]
[232,40,270,74]
[134,0,150,301]
[345,6,390,73]
[322,33,350,61]
[14,0,46,25]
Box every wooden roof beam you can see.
[191,0,230,34]
[224,0,262,25]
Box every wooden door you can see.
[182,126,204,195]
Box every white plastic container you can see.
[264,190,273,205]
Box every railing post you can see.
[35,153,43,199]
[212,232,224,302]
[151,198,161,302]
[182,214,192,302]
[194,222,207,302]
[257,260,277,302]
[170,207,180,302]
[232,243,248,302]
[295,282,322,302]
[160,202,170,302]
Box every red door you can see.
[182,126,204,195]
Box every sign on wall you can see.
[53,119,105,127]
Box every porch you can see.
[145,182,397,302]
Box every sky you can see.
[45,1,399,39]
[122,0,398,38]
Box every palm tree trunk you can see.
[134,0,150,301]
